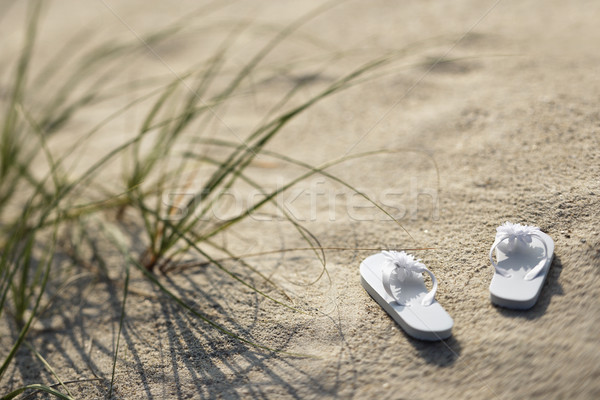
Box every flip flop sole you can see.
[489,231,555,310]
[360,253,453,341]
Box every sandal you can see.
[489,222,555,309]
[360,251,453,341]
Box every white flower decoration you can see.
[382,251,426,282]
[381,250,437,306]
[490,221,549,281]
[495,221,541,253]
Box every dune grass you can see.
[0,1,441,398]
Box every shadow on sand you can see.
[1,262,321,400]
[406,333,461,367]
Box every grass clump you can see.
[0,1,438,398]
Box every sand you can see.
[1,0,599,399]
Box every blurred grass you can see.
[0,0,439,398]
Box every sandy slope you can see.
[1,0,599,399]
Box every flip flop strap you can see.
[489,232,549,280]
[382,264,438,306]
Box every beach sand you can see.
[1,1,599,398]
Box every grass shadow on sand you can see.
[148,271,327,399]
[1,275,130,397]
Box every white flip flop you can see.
[360,251,453,341]
[489,222,555,310]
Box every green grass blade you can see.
[0,227,57,381]
[110,257,130,399]
[1,0,41,175]
[101,228,284,353]
[166,152,327,276]
[169,55,392,245]
[201,239,294,303]
[0,233,27,320]
[24,342,73,398]
[186,144,435,244]
[162,1,350,233]
[137,203,300,311]
[0,384,74,400]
